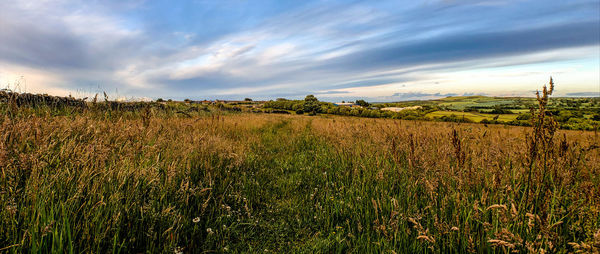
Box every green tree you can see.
[292,103,302,111]
[303,95,320,114]
[355,99,370,107]
[557,111,574,122]
[517,113,532,121]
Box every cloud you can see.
[0,1,148,71]
[392,92,460,98]
[315,90,352,95]
[565,92,600,97]
[323,21,599,73]
[0,0,598,100]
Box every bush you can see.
[355,99,370,107]
[490,108,513,114]
[516,113,532,120]
[303,95,320,114]
[440,114,474,123]
[296,109,304,115]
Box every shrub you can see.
[303,95,320,114]
[516,113,532,120]
[355,99,370,107]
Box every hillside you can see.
[263,95,600,130]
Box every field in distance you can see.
[1,98,599,252]
[425,110,519,122]
[264,95,600,130]
[379,95,599,126]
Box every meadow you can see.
[264,95,600,130]
[424,111,519,123]
[0,91,599,253]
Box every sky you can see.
[0,0,599,102]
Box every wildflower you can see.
[193,217,200,223]
[174,247,184,254]
[206,228,214,234]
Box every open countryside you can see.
[262,94,600,130]
[1,80,599,253]
[1,0,599,253]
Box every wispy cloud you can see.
[392,92,460,98]
[0,0,598,101]
[565,92,600,97]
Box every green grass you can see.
[434,96,521,110]
[511,109,530,114]
[426,111,519,122]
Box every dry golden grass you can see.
[0,103,598,252]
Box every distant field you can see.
[264,94,599,130]
[426,110,519,122]
[508,109,530,114]
[432,96,529,110]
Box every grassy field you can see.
[266,94,600,130]
[426,111,519,122]
[436,96,521,110]
[1,99,599,253]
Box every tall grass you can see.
[1,82,599,252]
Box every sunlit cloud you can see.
[0,0,598,101]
